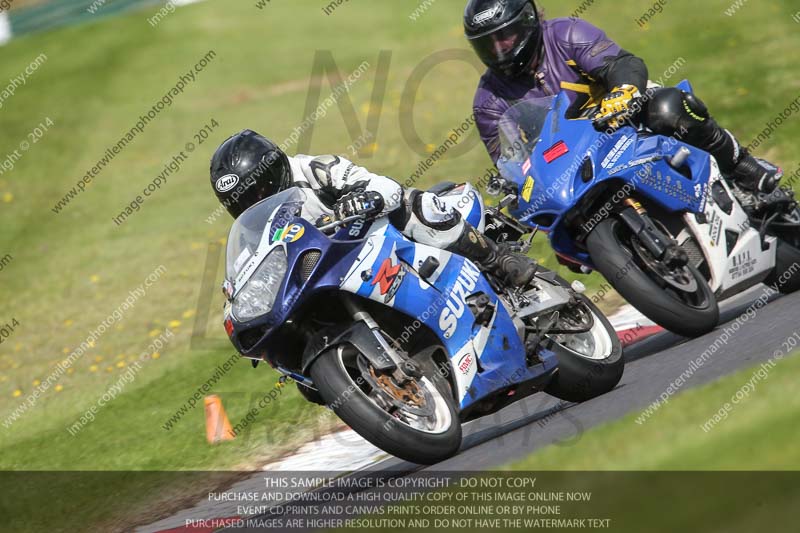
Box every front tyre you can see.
[309,345,461,465]
[543,295,624,402]
[586,218,719,337]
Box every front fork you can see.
[340,293,422,381]
[617,198,688,268]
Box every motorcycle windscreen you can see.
[225,187,306,282]
[497,96,555,162]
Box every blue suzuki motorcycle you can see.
[222,185,623,464]
[495,82,800,338]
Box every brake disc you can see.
[371,367,424,407]
[630,234,698,293]
[357,356,434,417]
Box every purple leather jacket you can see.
[473,17,647,162]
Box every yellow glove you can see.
[593,84,641,130]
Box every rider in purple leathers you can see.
[465,0,784,194]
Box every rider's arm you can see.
[473,82,508,164]
[560,18,648,94]
[298,155,403,215]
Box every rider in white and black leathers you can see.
[210,129,537,286]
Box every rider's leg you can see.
[391,189,536,287]
[447,223,538,287]
[643,87,782,193]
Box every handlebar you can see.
[592,109,630,128]
[316,214,366,234]
[591,96,644,129]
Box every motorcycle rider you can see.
[464,0,784,194]
[210,129,537,286]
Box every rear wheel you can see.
[765,240,800,294]
[586,218,719,337]
[543,295,624,402]
[766,206,800,293]
[309,344,461,465]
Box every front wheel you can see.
[586,218,719,337]
[310,344,461,465]
[543,295,624,402]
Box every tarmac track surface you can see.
[145,286,794,533]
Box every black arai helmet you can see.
[210,130,292,219]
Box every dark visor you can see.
[467,4,538,69]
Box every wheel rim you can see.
[613,219,711,310]
[630,237,699,292]
[548,301,614,361]
[335,346,453,435]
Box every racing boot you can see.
[730,151,783,193]
[696,123,782,193]
[448,224,537,287]
[646,89,782,193]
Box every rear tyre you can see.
[544,296,624,402]
[765,205,800,294]
[586,218,719,337]
[310,346,461,465]
[765,239,800,294]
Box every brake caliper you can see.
[370,367,424,407]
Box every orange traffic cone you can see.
[204,395,235,443]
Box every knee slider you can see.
[413,191,461,231]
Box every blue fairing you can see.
[465,190,484,229]
[387,225,557,407]
[351,223,557,409]
[227,217,360,336]
[499,85,712,268]
[226,212,557,412]
[676,79,694,93]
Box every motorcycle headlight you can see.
[232,249,287,321]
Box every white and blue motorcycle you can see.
[494,82,800,337]
[222,185,623,464]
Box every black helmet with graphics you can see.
[209,129,292,219]
[464,0,542,78]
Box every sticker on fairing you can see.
[438,261,481,339]
[233,248,253,273]
[457,352,475,375]
[601,136,633,169]
[371,257,406,303]
[521,176,535,202]
[273,223,305,243]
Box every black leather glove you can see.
[333,191,385,220]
